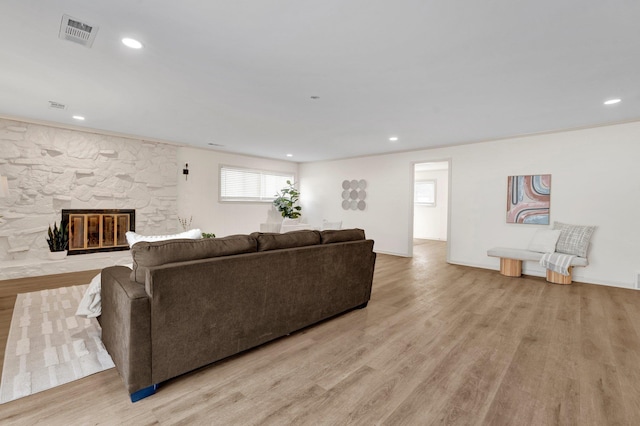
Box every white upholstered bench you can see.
[487,247,588,284]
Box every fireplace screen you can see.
[62,209,135,255]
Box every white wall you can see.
[177,147,298,237]
[413,169,448,240]
[301,155,414,256]
[300,121,640,289]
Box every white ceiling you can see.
[1,1,639,163]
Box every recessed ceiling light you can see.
[122,38,143,49]
[604,98,621,105]
[286,154,293,157]
[389,136,399,142]
[72,115,85,121]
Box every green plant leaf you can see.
[273,181,302,219]
[46,221,69,252]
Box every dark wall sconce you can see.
[183,163,189,180]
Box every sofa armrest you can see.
[100,266,152,394]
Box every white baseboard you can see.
[448,259,635,290]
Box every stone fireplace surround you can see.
[0,117,179,279]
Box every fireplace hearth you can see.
[61,209,135,255]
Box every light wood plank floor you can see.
[1,240,640,425]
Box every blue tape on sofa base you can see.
[130,384,158,402]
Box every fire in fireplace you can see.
[61,209,135,255]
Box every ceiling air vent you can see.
[59,14,98,48]
[48,101,67,110]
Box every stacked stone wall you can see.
[0,118,178,274]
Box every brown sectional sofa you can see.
[99,229,376,401]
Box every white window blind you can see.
[220,166,294,202]
[415,180,436,206]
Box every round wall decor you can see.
[341,179,367,210]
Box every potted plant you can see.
[178,215,193,231]
[46,221,69,260]
[273,180,302,219]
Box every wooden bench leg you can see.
[546,267,572,285]
[500,258,522,277]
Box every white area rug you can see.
[0,284,114,404]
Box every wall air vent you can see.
[48,101,67,110]
[59,14,98,48]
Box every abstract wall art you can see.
[506,174,551,224]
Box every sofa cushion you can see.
[487,247,589,266]
[254,230,321,252]
[321,228,366,244]
[130,235,257,283]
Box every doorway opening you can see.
[412,161,450,258]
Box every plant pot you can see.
[48,250,68,261]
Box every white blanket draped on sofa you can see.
[76,263,132,318]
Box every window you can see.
[415,180,436,206]
[219,166,295,202]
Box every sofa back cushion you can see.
[320,228,366,244]
[130,235,257,283]
[253,230,321,252]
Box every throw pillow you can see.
[125,228,202,247]
[527,229,562,253]
[552,222,596,258]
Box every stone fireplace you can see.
[62,209,135,255]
